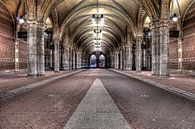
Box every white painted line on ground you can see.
[64,78,132,129]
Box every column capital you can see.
[151,19,172,28]
[26,20,46,29]
[136,35,143,38]
[136,35,143,42]
[36,22,46,29]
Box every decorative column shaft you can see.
[64,47,70,70]
[125,46,132,70]
[151,22,160,76]
[111,53,115,68]
[72,50,76,70]
[49,49,53,68]
[151,20,170,76]
[69,47,73,70]
[36,23,45,76]
[114,52,119,69]
[27,22,37,76]
[178,38,183,71]
[159,20,170,76]
[62,49,66,70]
[142,41,147,68]
[76,51,82,69]
[136,36,143,72]
[54,39,60,72]
[120,50,123,70]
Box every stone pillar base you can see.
[124,68,132,71]
[37,74,45,77]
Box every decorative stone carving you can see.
[114,52,119,69]
[136,35,143,72]
[36,22,45,76]
[151,20,170,76]
[54,39,60,72]
[27,21,37,76]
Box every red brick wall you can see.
[182,36,195,70]
[0,3,15,70]
[182,3,195,70]
[169,39,178,69]
[19,41,28,69]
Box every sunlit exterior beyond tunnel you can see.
[0,0,195,129]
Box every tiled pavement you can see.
[100,70,195,129]
[110,69,195,100]
[64,79,132,129]
[0,69,194,129]
[0,70,83,99]
[0,70,95,129]
[0,71,71,92]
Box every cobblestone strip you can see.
[0,69,85,100]
[64,78,132,129]
[110,69,195,101]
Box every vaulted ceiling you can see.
[57,0,140,54]
[1,0,195,54]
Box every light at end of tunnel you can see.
[15,58,19,63]
[178,58,182,62]
[15,49,19,53]
[178,48,182,53]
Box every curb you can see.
[0,69,85,100]
[109,69,195,101]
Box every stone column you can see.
[76,51,82,69]
[63,47,70,70]
[136,36,143,72]
[114,52,119,69]
[159,20,170,76]
[72,50,75,70]
[36,23,45,76]
[27,21,37,76]
[151,22,160,76]
[50,49,53,68]
[178,38,183,71]
[124,46,132,70]
[62,46,67,70]
[120,50,123,70]
[142,45,147,68]
[110,53,115,68]
[76,52,79,69]
[69,47,73,70]
[54,39,60,72]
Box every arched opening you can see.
[90,54,97,68]
[44,17,54,70]
[143,16,152,71]
[98,54,106,68]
